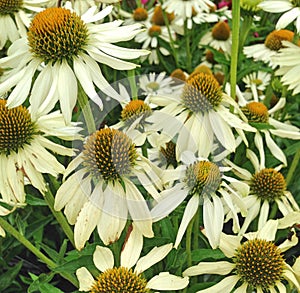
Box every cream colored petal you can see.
[234,282,248,293]
[264,130,287,166]
[121,223,143,269]
[93,246,114,272]
[135,243,173,274]
[283,266,300,290]
[174,195,199,249]
[276,281,287,293]
[279,231,298,252]
[183,261,235,277]
[147,272,189,290]
[256,219,278,241]
[203,195,224,249]
[218,233,241,258]
[278,212,300,229]
[196,275,239,293]
[74,201,102,250]
[257,200,270,230]
[76,267,94,291]
[246,148,261,172]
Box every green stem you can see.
[193,211,199,250]
[184,20,192,73]
[230,0,240,101]
[162,10,179,68]
[286,148,300,187]
[186,214,196,268]
[77,83,96,134]
[0,217,78,287]
[128,69,138,100]
[44,188,75,248]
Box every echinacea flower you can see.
[135,21,175,65]
[199,21,232,55]
[76,224,189,292]
[242,71,271,101]
[0,0,54,49]
[238,97,300,166]
[0,5,149,122]
[0,99,80,205]
[54,127,163,249]
[183,219,300,292]
[243,29,297,68]
[163,0,214,22]
[259,0,300,33]
[151,153,248,249]
[224,149,299,235]
[147,72,255,159]
[272,40,300,94]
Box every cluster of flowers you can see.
[0,0,300,292]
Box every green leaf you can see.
[28,273,63,293]
[0,261,23,291]
[249,122,276,130]
[191,249,225,262]
[26,194,47,206]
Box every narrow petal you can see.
[196,275,239,293]
[183,261,235,277]
[135,243,173,274]
[174,195,199,248]
[121,223,143,269]
[76,267,94,292]
[264,130,287,166]
[93,245,114,272]
[147,272,189,290]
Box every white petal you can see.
[135,243,173,274]
[174,195,199,248]
[58,60,78,123]
[196,275,239,293]
[123,178,153,238]
[264,130,287,166]
[76,267,94,291]
[257,200,270,230]
[121,223,143,269]
[93,245,114,272]
[147,272,189,290]
[183,261,235,277]
[74,201,102,250]
[203,195,224,249]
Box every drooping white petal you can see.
[93,245,114,272]
[76,267,94,292]
[264,130,287,166]
[174,195,199,248]
[183,261,235,277]
[74,201,102,250]
[147,272,189,290]
[203,195,224,249]
[257,200,270,230]
[196,275,239,293]
[121,223,143,269]
[57,60,78,122]
[135,243,173,274]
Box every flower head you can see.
[55,127,163,249]
[183,219,300,292]
[0,99,80,204]
[0,5,149,122]
[76,225,189,292]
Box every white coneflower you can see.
[151,152,248,249]
[54,127,163,249]
[242,71,271,101]
[0,99,81,205]
[147,72,255,159]
[76,224,189,292]
[238,97,300,166]
[0,0,54,49]
[183,219,300,292]
[259,0,300,33]
[243,29,297,68]
[224,149,299,235]
[272,40,300,95]
[199,21,232,54]
[0,5,149,122]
